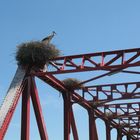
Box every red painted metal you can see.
[70,107,79,140]
[35,73,137,139]
[2,48,140,139]
[88,110,98,140]
[82,81,140,103]
[21,78,31,140]
[105,121,111,140]
[45,47,140,74]
[117,129,122,140]
[0,77,26,140]
[30,77,48,140]
[63,93,71,140]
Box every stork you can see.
[42,31,56,45]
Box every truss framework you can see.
[0,48,140,139]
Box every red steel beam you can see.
[30,77,48,140]
[88,110,98,140]
[44,48,140,74]
[21,77,31,140]
[62,93,71,140]
[105,121,111,140]
[117,129,123,140]
[2,48,140,139]
[82,82,140,103]
[0,79,26,140]
[29,48,140,140]
[71,107,79,140]
[33,72,137,140]
[63,91,79,140]
[100,106,140,138]
[84,81,140,89]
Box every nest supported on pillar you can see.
[15,41,61,69]
[62,78,84,91]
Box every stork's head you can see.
[52,31,56,36]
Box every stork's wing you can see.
[42,37,49,42]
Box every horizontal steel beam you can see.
[44,47,140,74]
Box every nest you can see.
[120,122,129,127]
[105,112,114,117]
[92,101,103,107]
[62,78,84,90]
[105,112,122,118]
[16,41,60,69]
[129,129,137,134]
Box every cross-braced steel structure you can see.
[0,47,140,139]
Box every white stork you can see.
[42,31,56,45]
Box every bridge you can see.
[0,47,140,140]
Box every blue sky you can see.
[0,0,140,139]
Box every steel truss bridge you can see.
[0,48,140,140]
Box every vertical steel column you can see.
[126,135,130,140]
[21,78,30,140]
[71,107,79,140]
[30,77,48,140]
[117,129,122,140]
[63,92,71,140]
[105,121,111,140]
[88,110,98,140]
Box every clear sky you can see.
[0,0,140,140]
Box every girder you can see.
[45,47,140,74]
[96,102,140,138]
[34,72,138,139]
[31,47,140,139]
[0,67,26,139]
[35,48,140,139]
[1,47,140,139]
[80,81,140,104]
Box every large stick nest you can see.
[62,78,84,90]
[16,41,60,69]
